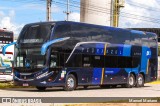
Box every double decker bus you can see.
[3,21,158,91]
[0,29,14,82]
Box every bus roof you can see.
[130,28,159,36]
[24,21,157,36]
[0,29,13,33]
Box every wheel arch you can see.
[129,72,136,81]
[139,72,145,83]
[67,71,78,86]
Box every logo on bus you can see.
[146,48,151,59]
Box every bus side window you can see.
[117,56,132,68]
[91,55,104,67]
[132,57,140,68]
[105,56,118,68]
[50,51,59,68]
[59,53,65,67]
[50,55,57,67]
[65,54,82,67]
[82,55,91,67]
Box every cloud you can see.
[9,10,15,17]
[68,12,80,22]
[52,4,61,13]
[0,10,24,36]
[21,3,60,13]
[119,0,159,28]
[0,11,4,17]
[22,4,46,11]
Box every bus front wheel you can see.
[36,87,46,91]
[136,74,144,87]
[64,74,77,91]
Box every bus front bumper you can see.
[13,73,65,87]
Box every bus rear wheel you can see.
[110,85,117,88]
[136,74,144,87]
[100,85,111,88]
[83,85,88,89]
[36,87,46,91]
[126,73,135,88]
[64,74,77,91]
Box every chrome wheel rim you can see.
[138,77,143,85]
[129,77,134,86]
[67,77,74,88]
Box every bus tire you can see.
[136,74,144,87]
[100,85,110,88]
[126,73,135,88]
[64,74,77,91]
[83,85,88,89]
[111,85,117,88]
[36,87,46,91]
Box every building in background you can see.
[80,0,125,27]
[80,0,112,26]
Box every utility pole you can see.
[113,0,125,27]
[64,0,71,21]
[47,0,52,21]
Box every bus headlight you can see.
[36,71,49,79]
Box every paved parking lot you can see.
[0,84,160,97]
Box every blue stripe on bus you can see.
[141,46,151,73]
[95,43,105,55]
[41,37,70,55]
[124,68,132,74]
[118,45,123,56]
[131,30,145,35]
[105,68,120,74]
[132,66,140,74]
[123,45,131,56]
[125,67,139,74]
[92,68,102,84]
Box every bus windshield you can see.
[14,47,46,69]
[14,23,54,71]
[18,23,54,44]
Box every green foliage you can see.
[0,82,34,89]
[3,59,11,62]
[0,82,14,88]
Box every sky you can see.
[0,0,160,36]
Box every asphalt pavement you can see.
[0,84,160,97]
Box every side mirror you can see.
[41,37,70,55]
